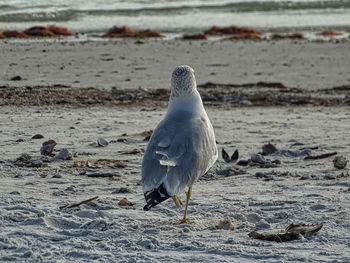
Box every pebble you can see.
[97,137,109,147]
[333,155,347,169]
[40,139,57,156]
[26,160,43,168]
[53,148,72,161]
[32,134,44,139]
[262,143,278,155]
[10,75,22,81]
[251,154,266,164]
[52,174,62,178]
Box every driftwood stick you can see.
[60,196,99,210]
[304,152,337,160]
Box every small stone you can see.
[112,187,132,194]
[27,160,43,168]
[216,219,235,230]
[14,153,31,163]
[10,75,22,81]
[333,156,347,169]
[237,160,249,166]
[40,139,57,156]
[251,154,266,164]
[97,137,109,147]
[262,143,278,155]
[53,148,72,161]
[15,139,24,142]
[52,174,62,178]
[32,134,44,139]
[118,197,135,206]
[40,173,47,178]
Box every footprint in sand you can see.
[43,216,80,230]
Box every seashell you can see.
[97,137,109,147]
[118,198,135,206]
[222,148,239,163]
[333,155,348,169]
[216,219,235,230]
[40,139,57,156]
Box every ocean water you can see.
[0,0,349,33]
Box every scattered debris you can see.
[74,159,127,168]
[216,219,235,230]
[204,25,259,36]
[304,152,337,160]
[140,130,153,136]
[222,148,239,163]
[104,26,163,38]
[40,139,57,156]
[97,137,109,147]
[2,25,73,39]
[32,134,44,139]
[1,83,349,107]
[121,148,142,155]
[112,187,132,194]
[318,29,341,37]
[14,153,32,164]
[270,33,305,40]
[216,167,246,177]
[86,172,122,178]
[249,223,323,242]
[333,155,348,169]
[118,197,135,206]
[182,33,207,40]
[262,143,278,155]
[59,196,99,209]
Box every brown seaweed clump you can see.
[0,30,5,39]
[182,33,208,40]
[270,33,305,40]
[204,25,260,40]
[104,26,163,38]
[2,30,29,38]
[24,26,56,37]
[318,29,342,37]
[1,25,73,38]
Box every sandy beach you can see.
[1,39,350,91]
[0,38,350,262]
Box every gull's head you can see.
[170,65,197,98]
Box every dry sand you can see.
[0,39,350,262]
[1,39,350,91]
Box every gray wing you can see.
[142,112,217,197]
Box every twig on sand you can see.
[304,152,337,160]
[59,196,99,210]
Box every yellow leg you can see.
[171,195,183,208]
[180,186,192,224]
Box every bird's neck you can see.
[167,90,204,115]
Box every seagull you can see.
[142,65,218,223]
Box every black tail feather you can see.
[143,183,170,211]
